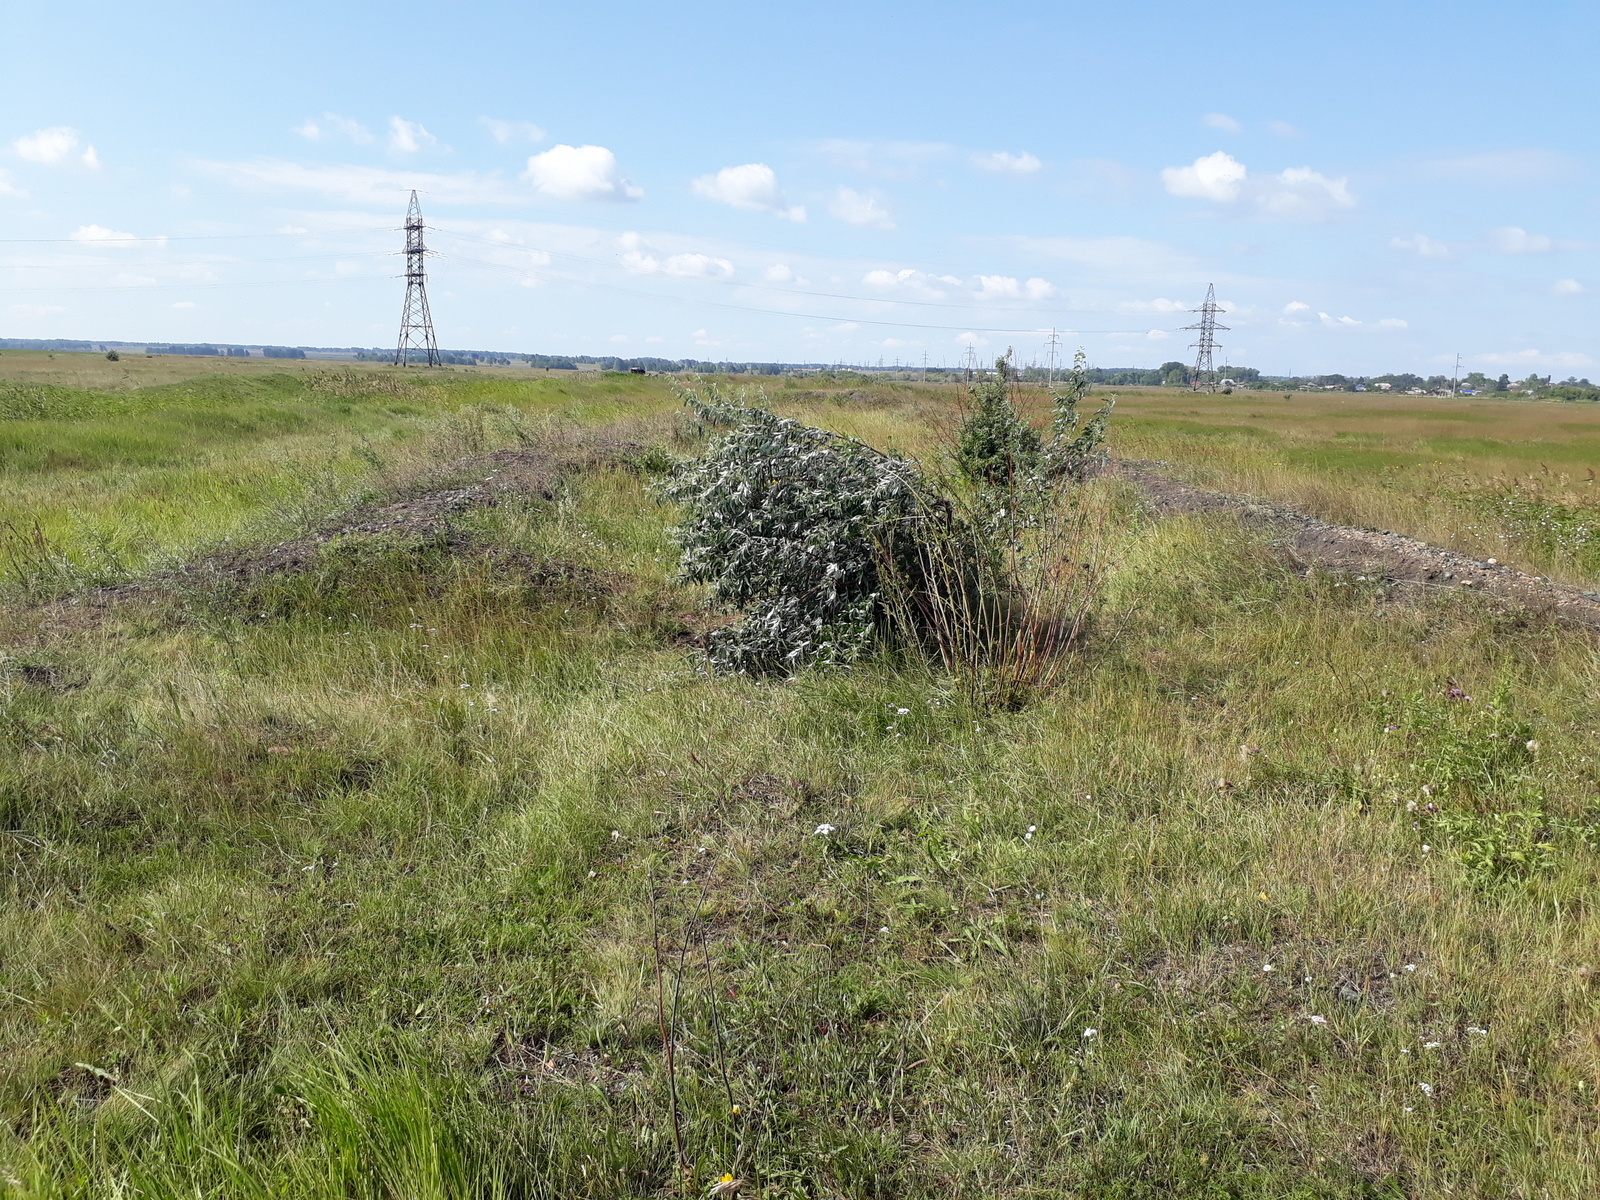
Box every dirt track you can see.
[1115,458,1600,629]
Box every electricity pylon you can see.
[1184,283,1228,392]
[394,190,440,367]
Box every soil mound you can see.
[1116,458,1600,628]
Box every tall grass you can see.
[9,372,1600,1194]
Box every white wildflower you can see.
[1308,1015,1328,1026]
[814,823,836,836]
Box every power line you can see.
[438,250,1163,335]
[426,228,1150,318]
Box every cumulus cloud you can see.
[1267,120,1303,138]
[1162,151,1354,220]
[1146,329,1171,340]
[621,250,734,279]
[1283,300,1310,313]
[70,224,145,246]
[13,126,97,167]
[1378,318,1408,329]
[1320,312,1361,327]
[972,150,1041,175]
[974,275,1055,300]
[862,267,960,298]
[481,118,545,145]
[1554,278,1585,296]
[691,163,804,220]
[0,169,25,197]
[1390,233,1451,258]
[1202,113,1242,133]
[829,187,895,229]
[765,264,793,282]
[295,113,373,143]
[389,117,437,154]
[1162,151,1247,201]
[524,144,641,201]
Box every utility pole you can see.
[1044,327,1061,389]
[1184,284,1228,392]
[1452,353,1462,398]
[920,351,928,382]
[394,190,440,367]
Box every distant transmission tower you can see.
[1184,283,1228,392]
[1044,327,1062,388]
[394,190,440,367]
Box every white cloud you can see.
[201,159,520,205]
[1146,329,1170,340]
[1267,120,1302,138]
[829,187,895,229]
[1319,312,1361,327]
[81,145,99,169]
[481,118,545,145]
[1257,167,1355,219]
[1554,278,1585,296]
[1378,318,1408,329]
[0,169,25,197]
[977,275,1020,298]
[1489,226,1554,254]
[70,224,145,246]
[14,126,83,164]
[523,144,641,201]
[972,150,1041,175]
[389,117,437,154]
[609,333,629,343]
[1121,297,1191,313]
[973,275,1057,300]
[764,264,793,282]
[1391,233,1451,258]
[1283,300,1310,313]
[691,163,804,220]
[622,250,733,279]
[1162,152,1354,220]
[1202,113,1242,133]
[296,113,373,144]
[862,267,958,298]
[1162,151,1247,201]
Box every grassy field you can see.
[5,357,1600,1197]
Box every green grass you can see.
[6,369,1600,1196]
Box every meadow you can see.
[4,354,1600,1198]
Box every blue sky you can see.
[1,0,1594,376]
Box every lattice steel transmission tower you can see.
[394,190,440,367]
[1184,283,1228,392]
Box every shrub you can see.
[663,381,1115,699]
[661,383,926,673]
[953,351,1114,490]
[954,356,1040,487]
